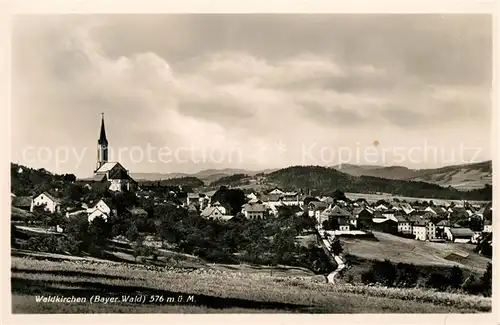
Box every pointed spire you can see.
[98,113,108,145]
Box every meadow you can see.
[11,256,491,314]
[341,231,491,274]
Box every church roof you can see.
[95,162,120,173]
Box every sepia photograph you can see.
[7,11,494,316]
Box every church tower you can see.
[95,113,108,172]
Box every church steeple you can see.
[98,113,108,146]
[96,113,109,171]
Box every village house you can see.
[483,219,493,233]
[394,214,412,235]
[31,192,61,214]
[307,201,329,220]
[201,202,228,220]
[412,219,428,241]
[426,220,437,240]
[352,207,374,229]
[329,205,355,228]
[445,227,474,243]
[436,219,452,239]
[201,204,233,221]
[241,202,267,220]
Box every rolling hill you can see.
[333,161,492,191]
[265,165,492,201]
[131,168,278,183]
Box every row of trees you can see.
[359,260,492,297]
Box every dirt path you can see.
[315,226,346,284]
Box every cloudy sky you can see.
[11,14,492,177]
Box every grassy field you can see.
[11,256,491,313]
[340,231,491,274]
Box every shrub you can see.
[426,272,449,291]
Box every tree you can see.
[303,197,319,206]
[330,237,343,255]
[211,187,246,215]
[448,266,463,289]
[480,263,492,297]
[332,189,348,201]
[371,260,397,287]
[322,218,339,231]
[426,272,449,291]
[65,184,85,202]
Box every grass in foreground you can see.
[11,256,491,314]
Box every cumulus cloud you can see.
[11,15,492,176]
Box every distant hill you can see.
[333,161,492,191]
[266,165,491,201]
[210,173,251,187]
[131,168,279,183]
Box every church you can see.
[80,114,137,192]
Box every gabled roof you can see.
[329,205,352,217]
[436,220,451,227]
[413,219,427,227]
[201,206,225,217]
[308,201,329,210]
[242,203,267,213]
[36,192,61,203]
[95,162,120,173]
[393,214,409,223]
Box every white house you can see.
[412,220,427,241]
[87,199,112,216]
[200,205,227,220]
[483,220,493,233]
[31,192,61,214]
[394,215,412,234]
[88,209,109,223]
[426,221,437,240]
[241,202,267,220]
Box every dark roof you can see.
[329,205,352,217]
[12,196,32,207]
[126,207,148,216]
[308,201,328,210]
[449,228,474,238]
[98,114,108,145]
[413,219,427,227]
[394,214,409,222]
[436,220,451,227]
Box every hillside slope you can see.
[265,166,491,201]
[333,161,492,191]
